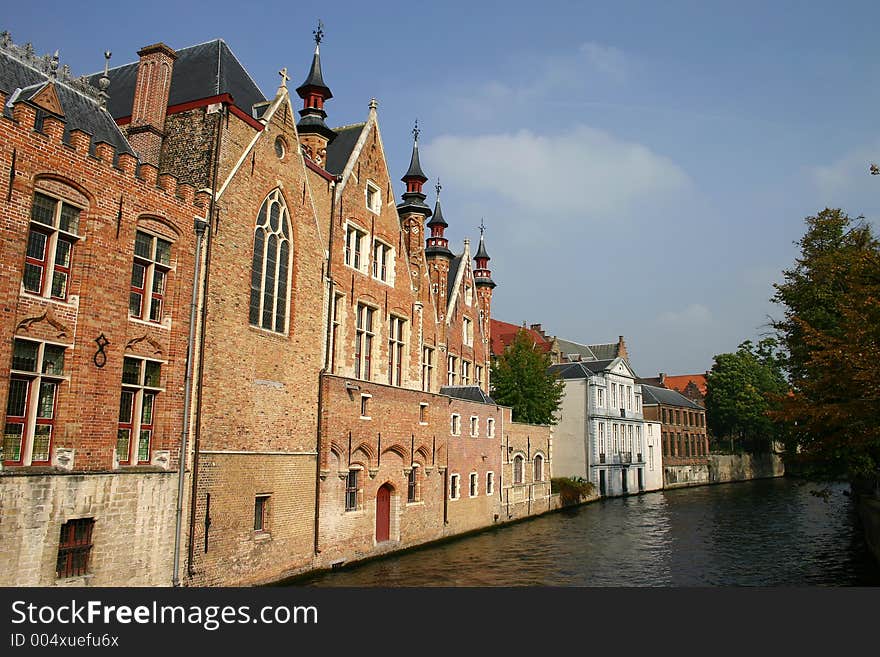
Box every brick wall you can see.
[500,410,554,521]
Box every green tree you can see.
[490,328,564,425]
[705,338,787,453]
[770,209,880,481]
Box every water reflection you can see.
[291,478,880,587]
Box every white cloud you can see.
[578,42,629,81]
[809,141,880,204]
[424,125,692,222]
[657,304,713,326]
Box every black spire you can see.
[397,121,432,219]
[424,179,452,259]
[296,21,335,143]
[427,179,448,229]
[474,221,495,288]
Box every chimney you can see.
[530,324,545,338]
[659,372,666,385]
[617,335,628,361]
[128,43,177,167]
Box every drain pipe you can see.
[172,216,208,587]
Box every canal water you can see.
[294,477,880,586]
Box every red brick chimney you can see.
[128,43,177,167]
[617,335,628,361]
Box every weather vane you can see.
[435,178,441,197]
[313,20,324,46]
[479,218,486,236]
[412,119,420,142]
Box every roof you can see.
[0,44,134,156]
[295,45,331,98]
[555,338,597,362]
[440,385,496,405]
[490,319,551,356]
[663,374,708,397]
[91,39,266,120]
[588,342,620,361]
[324,122,364,175]
[547,360,616,379]
[402,140,427,182]
[640,384,703,409]
[428,196,448,227]
[474,234,490,260]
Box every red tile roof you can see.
[490,319,551,355]
[663,374,708,397]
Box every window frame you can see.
[23,192,82,303]
[486,471,495,496]
[451,413,461,436]
[345,468,360,512]
[248,189,292,333]
[254,494,270,533]
[387,315,406,386]
[365,180,381,214]
[487,417,495,438]
[344,223,368,273]
[354,303,375,380]
[513,454,524,485]
[447,355,457,386]
[56,517,94,579]
[449,473,460,500]
[469,416,479,437]
[462,317,473,347]
[116,356,164,466]
[372,239,394,284]
[534,454,544,482]
[129,230,173,325]
[421,346,434,392]
[469,472,478,497]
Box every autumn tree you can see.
[490,328,565,425]
[705,338,787,453]
[770,208,880,482]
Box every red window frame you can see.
[3,376,31,466]
[56,518,94,579]
[116,389,135,465]
[23,227,50,296]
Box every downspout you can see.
[172,215,208,587]
[315,177,340,556]
[187,103,224,577]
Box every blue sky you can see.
[5,1,879,377]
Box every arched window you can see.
[513,454,524,484]
[249,189,291,332]
[534,454,544,482]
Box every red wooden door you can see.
[376,484,391,542]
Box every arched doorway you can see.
[376,483,392,543]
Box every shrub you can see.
[551,477,595,506]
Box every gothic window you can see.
[513,455,524,485]
[3,339,66,466]
[534,454,544,482]
[130,230,172,323]
[249,189,291,333]
[24,192,81,301]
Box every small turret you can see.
[296,21,336,166]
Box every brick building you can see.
[0,37,205,585]
[0,28,560,586]
[640,384,709,488]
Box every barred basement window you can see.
[130,230,172,323]
[249,189,291,333]
[56,518,94,579]
[23,192,81,302]
[3,339,65,466]
[117,357,162,465]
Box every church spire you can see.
[296,20,335,164]
[397,121,432,217]
[473,221,496,289]
[425,178,452,259]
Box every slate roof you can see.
[440,385,496,405]
[446,252,463,306]
[555,338,597,362]
[640,384,703,410]
[588,342,620,361]
[548,360,616,379]
[90,39,266,120]
[0,46,134,156]
[325,122,364,175]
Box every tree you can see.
[770,209,880,482]
[705,338,788,453]
[490,328,565,425]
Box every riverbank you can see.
[664,453,784,489]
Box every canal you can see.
[293,477,880,586]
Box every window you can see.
[130,230,172,323]
[464,285,473,306]
[249,189,291,332]
[360,394,371,419]
[598,422,606,461]
[407,467,419,503]
[513,455,524,484]
[449,473,460,500]
[365,181,381,213]
[419,402,428,424]
[254,495,270,532]
[461,360,470,385]
[475,365,483,389]
[421,347,434,392]
[447,355,457,385]
[675,409,681,424]
[597,387,605,407]
[372,240,393,283]
[534,454,544,481]
[117,356,162,465]
[388,316,405,386]
[354,304,374,380]
[470,416,478,437]
[628,424,634,452]
[56,518,94,579]
[329,293,342,373]
[24,192,80,301]
[463,317,473,347]
[635,395,641,413]
[637,425,643,458]
[345,224,366,271]
[469,472,478,497]
[4,339,65,466]
[649,445,655,470]
[451,414,461,436]
[613,424,619,453]
[487,418,495,438]
[661,408,667,424]
[486,471,495,495]
[626,386,632,410]
[611,383,617,407]
[345,469,360,511]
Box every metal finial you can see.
[98,51,111,109]
[313,19,324,46]
[49,50,59,78]
[479,218,486,236]
[412,119,420,142]
[279,67,289,89]
[435,178,441,197]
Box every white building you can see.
[549,356,650,497]
[643,420,664,492]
